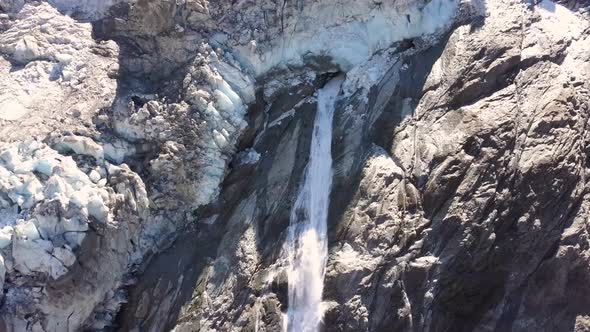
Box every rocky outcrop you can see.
[324,1,590,331]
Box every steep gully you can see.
[285,76,344,332]
[113,71,347,331]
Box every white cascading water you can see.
[285,76,344,332]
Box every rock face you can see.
[324,2,590,331]
[1,0,590,331]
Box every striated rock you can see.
[322,1,590,331]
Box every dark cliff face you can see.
[324,3,590,331]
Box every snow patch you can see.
[268,110,296,129]
[237,148,261,165]
[0,100,29,120]
[333,243,379,273]
[536,0,585,37]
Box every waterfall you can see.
[285,76,344,332]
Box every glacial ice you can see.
[46,0,123,20]
[0,100,28,120]
[0,140,112,279]
[232,0,459,75]
[54,135,105,161]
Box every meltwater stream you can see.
[285,76,344,332]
